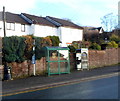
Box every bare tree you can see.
[101,13,118,32]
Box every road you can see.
[2,73,119,100]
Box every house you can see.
[46,16,83,47]
[83,26,104,35]
[20,13,58,37]
[0,12,83,47]
[0,12,31,37]
[89,27,104,34]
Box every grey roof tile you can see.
[46,16,83,29]
[0,12,30,25]
[22,13,56,27]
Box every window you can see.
[0,24,2,29]
[7,23,15,30]
[7,23,11,30]
[11,23,15,31]
[21,24,25,32]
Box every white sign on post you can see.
[32,55,36,64]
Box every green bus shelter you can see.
[42,46,70,76]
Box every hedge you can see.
[2,35,60,63]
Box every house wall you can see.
[6,23,31,36]
[29,24,35,35]
[60,27,83,47]
[0,21,3,37]
[34,25,58,37]
[56,27,62,41]
[0,21,31,37]
[0,21,83,47]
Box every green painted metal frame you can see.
[43,46,70,76]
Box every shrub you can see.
[48,36,61,46]
[2,35,61,63]
[2,36,26,63]
[110,34,120,44]
[43,36,52,46]
[107,41,118,48]
[68,45,76,52]
[34,37,45,60]
[89,43,101,50]
[23,35,34,60]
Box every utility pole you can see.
[3,6,6,37]
[3,6,10,80]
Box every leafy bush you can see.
[2,36,26,63]
[2,35,61,63]
[110,34,120,44]
[43,36,52,46]
[68,45,76,52]
[89,43,101,50]
[118,42,120,47]
[107,41,118,48]
[47,36,61,46]
[24,35,34,60]
[34,37,45,60]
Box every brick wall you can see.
[3,48,120,79]
[7,57,46,78]
[69,53,76,70]
[7,55,74,78]
[89,48,120,68]
[0,37,2,65]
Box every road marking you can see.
[1,72,119,97]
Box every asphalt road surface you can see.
[2,74,119,100]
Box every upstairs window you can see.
[7,23,15,30]
[21,24,25,32]
[11,23,15,31]
[0,23,2,29]
[7,23,11,30]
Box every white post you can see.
[33,61,36,76]
[32,39,36,76]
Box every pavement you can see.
[2,64,120,96]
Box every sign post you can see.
[32,39,36,76]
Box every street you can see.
[2,74,119,99]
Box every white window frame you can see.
[0,24,2,29]
[11,23,15,31]
[7,23,11,30]
[21,24,25,32]
[7,23,15,31]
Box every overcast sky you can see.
[0,0,119,27]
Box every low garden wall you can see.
[7,57,46,78]
[1,48,120,79]
[89,48,120,68]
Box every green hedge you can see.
[89,43,101,50]
[48,36,61,46]
[2,35,60,63]
[2,36,26,63]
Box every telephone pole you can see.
[3,6,6,37]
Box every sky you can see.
[0,0,119,28]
